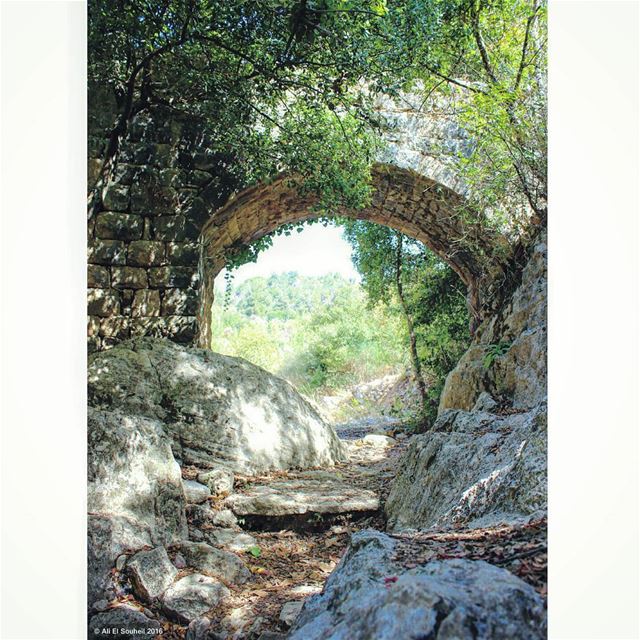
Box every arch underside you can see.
[197,163,510,347]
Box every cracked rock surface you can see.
[289,530,546,640]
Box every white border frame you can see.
[0,1,638,638]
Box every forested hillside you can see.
[211,272,409,397]
[212,227,471,425]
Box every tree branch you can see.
[513,0,540,92]
[470,1,498,85]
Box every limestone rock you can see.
[385,404,547,531]
[87,408,186,602]
[186,617,212,640]
[178,541,252,585]
[127,546,177,601]
[198,468,234,495]
[162,574,230,623]
[279,601,304,627]
[362,434,395,447]
[203,528,258,553]
[87,408,186,542]
[184,479,212,504]
[387,233,548,532]
[289,530,546,640]
[225,476,379,518]
[88,338,345,473]
[88,604,162,640]
[440,234,547,413]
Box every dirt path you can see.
[189,422,411,638]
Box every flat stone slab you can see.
[224,476,379,518]
[178,541,251,585]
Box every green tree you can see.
[88,0,407,218]
[342,221,429,406]
[342,220,469,425]
[409,0,548,225]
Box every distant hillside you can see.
[215,272,360,321]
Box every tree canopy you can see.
[89,0,547,230]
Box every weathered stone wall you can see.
[88,88,514,351]
[87,88,237,352]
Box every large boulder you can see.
[385,402,547,531]
[87,408,187,604]
[88,338,345,472]
[289,530,546,640]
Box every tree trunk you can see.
[394,233,428,406]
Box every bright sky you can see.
[216,224,360,286]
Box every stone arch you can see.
[196,162,510,348]
[87,93,512,353]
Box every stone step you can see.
[224,473,379,531]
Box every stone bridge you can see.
[87,92,512,351]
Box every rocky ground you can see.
[90,416,546,640]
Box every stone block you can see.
[127,240,165,267]
[88,265,110,288]
[153,215,199,242]
[177,542,250,585]
[88,315,100,338]
[168,316,198,344]
[167,242,199,266]
[111,163,137,186]
[88,158,102,186]
[180,197,209,227]
[129,318,162,338]
[188,170,212,187]
[129,316,196,343]
[148,266,195,289]
[88,289,120,317]
[88,239,126,266]
[130,183,176,216]
[99,317,130,340]
[162,288,198,315]
[132,290,161,318]
[127,547,177,602]
[95,212,143,241]
[111,267,148,290]
[102,182,130,211]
